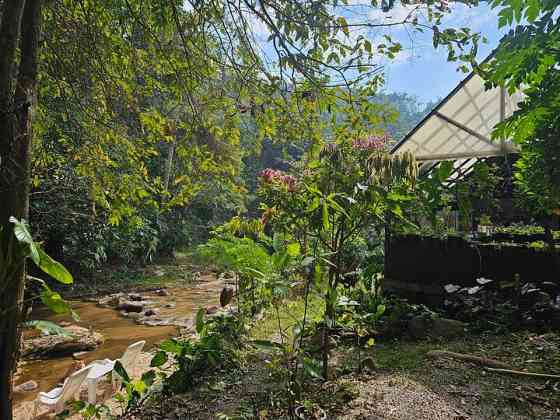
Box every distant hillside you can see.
[243,91,440,201]
[376,92,439,145]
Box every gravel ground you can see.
[339,374,469,420]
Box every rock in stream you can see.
[22,325,104,359]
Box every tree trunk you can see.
[321,270,335,380]
[163,138,176,192]
[0,1,42,418]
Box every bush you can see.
[153,311,245,394]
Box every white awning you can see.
[391,70,523,168]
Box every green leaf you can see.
[37,247,73,284]
[9,217,39,264]
[437,161,454,182]
[83,404,97,418]
[337,16,349,37]
[363,39,372,54]
[132,380,146,393]
[141,370,156,386]
[9,217,73,284]
[307,196,321,213]
[195,308,205,335]
[24,320,73,337]
[322,201,330,230]
[159,339,182,355]
[327,195,350,218]
[272,233,282,252]
[313,264,323,286]
[150,350,168,367]
[71,400,86,412]
[286,242,300,257]
[113,360,130,383]
[251,340,284,351]
[40,287,73,315]
[302,357,323,380]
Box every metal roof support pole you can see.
[434,111,496,148]
[500,85,506,154]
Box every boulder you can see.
[155,289,169,297]
[14,380,38,392]
[73,351,89,360]
[431,318,467,339]
[121,311,142,320]
[22,325,104,359]
[205,305,219,315]
[144,309,157,317]
[408,316,466,340]
[220,287,234,307]
[117,301,144,313]
[141,318,172,327]
[128,293,143,302]
[98,294,121,307]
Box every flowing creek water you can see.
[14,274,225,407]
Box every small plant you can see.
[152,309,244,394]
[295,400,326,420]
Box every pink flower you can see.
[351,134,389,151]
[259,168,297,192]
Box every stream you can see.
[14,274,225,406]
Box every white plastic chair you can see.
[33,365,92,417]
[105,340,146,389]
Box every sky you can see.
[248,1,509,105]
[377,2,507,103]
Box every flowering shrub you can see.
[259,168,297,192]
[351,134,389,151]
[257,139,418,380]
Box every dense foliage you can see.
[1,0,560,418]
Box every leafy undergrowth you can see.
[67,252,202,297]
[136,295,560,419]
[251,295,324,342]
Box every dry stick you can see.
[486,368,560,380]
[426,350,511,369]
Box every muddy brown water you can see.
[14,275,224,405]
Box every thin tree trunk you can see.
[163,138,176,192]
[321,270,335,380]
[0,1,41,418]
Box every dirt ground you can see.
[15,329,560,419]
[138,331,560,420]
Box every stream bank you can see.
[13,273,226,411]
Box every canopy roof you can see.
[391,69,523,179]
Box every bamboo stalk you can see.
[426,350,511,369]
[486,368,560,380]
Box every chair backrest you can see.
[121,340,146,370]
[59,365,91,402]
